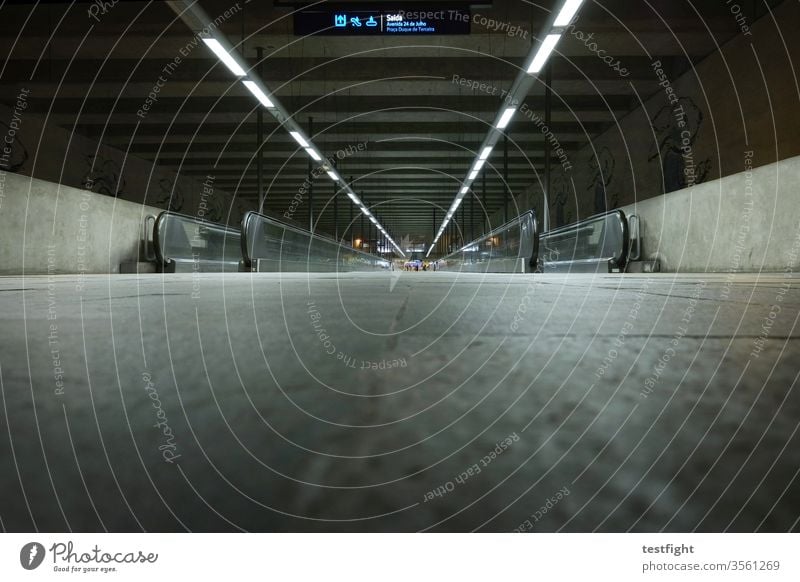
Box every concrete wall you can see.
[0,93,254,228]
[0,172,161,275]
[621,153,800,273]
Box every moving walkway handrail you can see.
[439,210,538,273]
[241,211,390,272]
[539,209,629,272]
[153,211,242,272]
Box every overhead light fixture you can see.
[202,38,246,77]
[553,0,585,27]
[480,146,493,160]
[243,80,274,108]
[474,159,486,172]
[460,186,469,195]
[497,107,516,130]
[369,217,377,224]
[290,131,309,148]
[469,170,479,181]
[175,7,405,260]
[528,34,561,74]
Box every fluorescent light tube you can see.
[480,146,493,160]
[469,170,479,181]
[290,132,309,148]
[305,148,322,161]
[497,107,516,129]
[553,0,585,27]
[347,192,358,202]
[369,217,377,224]
[361,208,370,216]
[326,171,339,182]
[243,80,274,107]
[528,34,561,74]
[202,38,246,76]
[460,186,469,195]
[474,159,486,172]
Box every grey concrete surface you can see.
[0,173,161,275]
[620,154,800,273]
[0,271,798,532]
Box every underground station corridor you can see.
[0,0,799,559]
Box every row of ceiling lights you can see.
[186,6,405,257]
[426,0,586,257]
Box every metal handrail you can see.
[153,211,241,268]
[439,210,538,273]
[241,211,389,271]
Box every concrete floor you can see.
[0,271,798,532]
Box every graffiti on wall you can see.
[0,121,29,172]
[152,177,185,212]
[586,146,616,214]
[648,96,712,193]
[203,191,225,223]
[81,154,126,197]
[550,172,572,227]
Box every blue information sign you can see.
[294,6,471,36]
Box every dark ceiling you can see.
[0,0,782,241]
